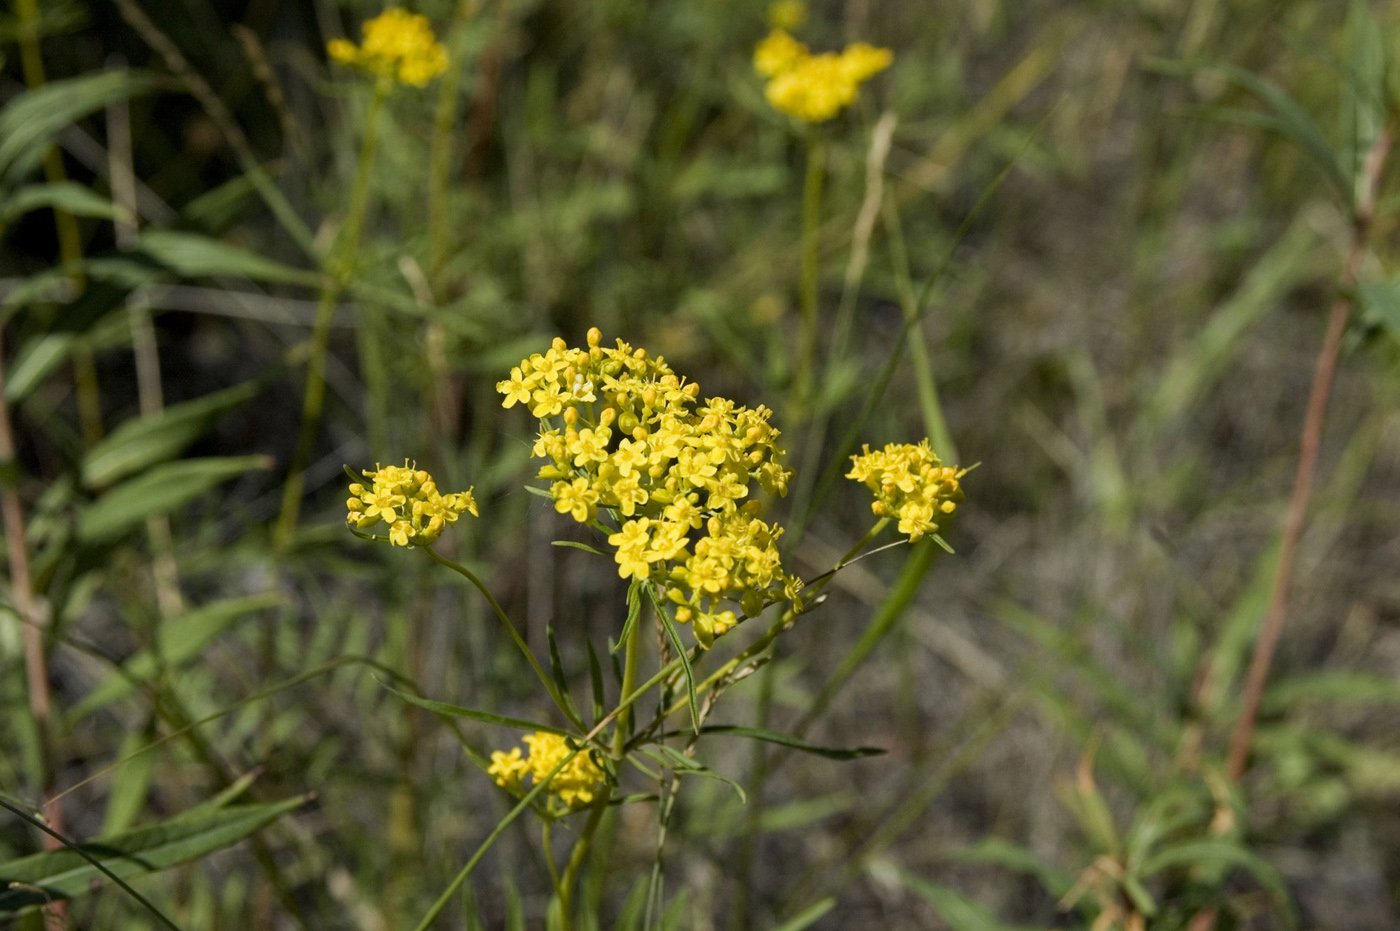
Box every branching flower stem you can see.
[422,546,586,731]
[554,581,645,928]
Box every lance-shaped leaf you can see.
[0,795,308,915]
[137,229,321,288]
[0,70,160,184]
[76,455,272,544]
[692,725,884,760]
[82,382,260,489]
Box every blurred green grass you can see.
[2,0,1400,928]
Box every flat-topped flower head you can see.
[500,329,801,648]
[328,8,448,88]
[347,459,477,546]
[754,29,892,123]
[488,731,608,818]
[847,440,966,542]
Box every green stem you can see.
[421,545,586,730]
[555,579,645,925]
[792,132,826,415]
[882,195,957,461]
[276,82,388,547]
[413,655,686,931]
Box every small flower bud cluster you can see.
[346,460,477,547]
[846,440,966,542]
[327,8,448,88]
[753,28,892,123]
[488,731,608,818]
[499,329,800,648]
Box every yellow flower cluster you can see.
[498,328,800,648]
[327,8,448,88]
[847,440,966,542]
[754,29,892,123]
[488,731,608,817]
[346,460,477,546]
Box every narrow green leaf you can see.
[897,872,1041,931]
[3,332,74,402]
[769,897,836,931]
[82,382,260,488]
[551,540,608,556]
[636,746,746,803]
[615,579,644,656]
[137,229,321,288]
[0,70,159,183]
[1141,839,1293,925]
[76,455,272,544]
[946,838,1076,898]
[586,636,606,721]
[1147,58,1347,197]
[651,589,699,734]
[691,726,884,760]
[0,182,124,226]
[546,624,582,725]
[0,796,307,914]
[101,727,157,837]
[380,682,566,734]
[1356,278,1400,343]
[70,594,284,722]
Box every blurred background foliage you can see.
[2,0,1400,928]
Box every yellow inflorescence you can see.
[488,731,608,817]
[346,460,477,546]
[498,328,801,648]
[754,29,892,123]
[847,440,966,543]
[327,8,448,88]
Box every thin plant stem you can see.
[1223,123,1393,782]
[413,656,687,931]
[422,545,586,731]
[555,579,645,927]
[276,82,388,547]
[792,131,825,415]
[15,0,102,448]
[881,194,957,461]
[108,71,186,619]
[0,329,66,853]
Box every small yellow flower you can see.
[754,30,892,123]
[328,8,448,88]
[347,460,477,546]
[489,731,608,818]
[754,29,808,79]
[846,440,966,543]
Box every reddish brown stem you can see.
[0,329,67,849]
[1224,123,1393,782]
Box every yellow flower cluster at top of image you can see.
[327,8,448,88]
[847,441,966,543]
[753,27,892,123]
[488,731,608,818]
[498,328,801,648]
[346,461,477,547]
